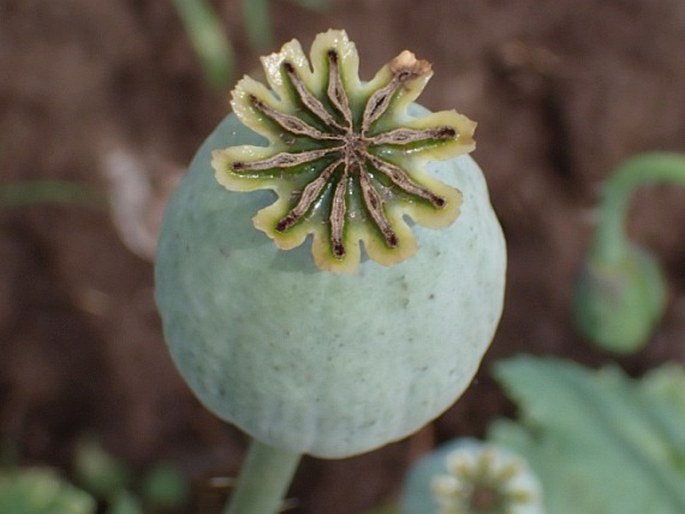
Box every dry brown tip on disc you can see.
[389,50,433,80]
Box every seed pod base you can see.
[155,112,506,458]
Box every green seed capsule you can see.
[573,243,666,353]
[155,31,506,458]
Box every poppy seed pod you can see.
[573,243,666,353]
[155,30,506,458]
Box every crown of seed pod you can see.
[402,439,545,514]
[155,30,506,458]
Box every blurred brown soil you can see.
[1,1,685,513]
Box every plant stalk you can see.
[593,152,685,262]
[224,439,301,514]
[242,0,273,50]
[171,0,234,89]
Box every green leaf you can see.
[0,468,95,514]
[0,440,20,468]
[73,436,131,498]
[141,462,189,509]
[0,180,103,207]
[108,491,143,514]
[490,356,685,514]
[639,364,685,472]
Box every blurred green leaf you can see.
[363,503,400,514]
[287,0,332,10]
[0,440,20,468]
[108,490,143,514]
[73,436,131,499]
[171,0,235,90]
[490,356,685,514]
[141,462,189,510]
[639,364,685,472]
[0,468,95,514]
[0,180,103,207]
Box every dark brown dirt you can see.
[1,1,685,513]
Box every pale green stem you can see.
[224,439,301,514]
[171,0,234,90]
[242,0,273,50]
[592,152,685,263]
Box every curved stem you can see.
[593,152,685,262]
[224,439,301,514]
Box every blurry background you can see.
[1,0,685,512]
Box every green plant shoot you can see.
[171,0,235,90]
[573,152,685,353]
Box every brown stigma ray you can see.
[249,95,339,141]
[275,159,343,233]
[358,162,398,248]
[329,168,349,258]
[326,50,353,129]
[212,30,476,272]
[232,147,339,172]
[364,153,446,208]
[368,126,457,146]
[282,62,345,132]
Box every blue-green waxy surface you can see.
[155,111,506,458]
